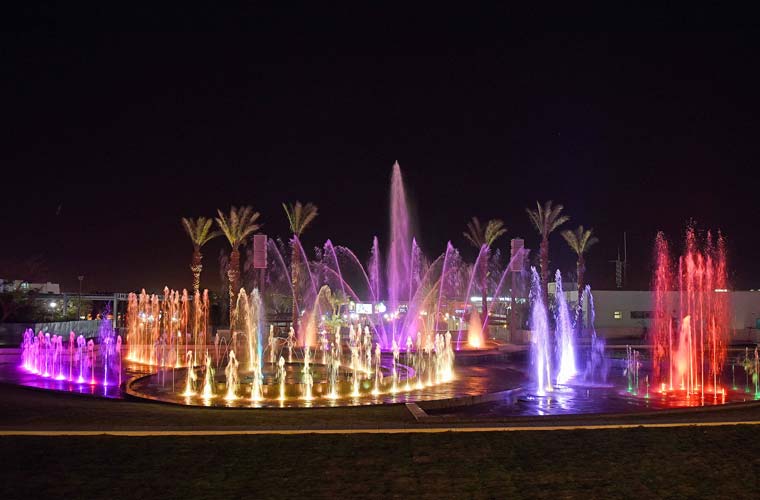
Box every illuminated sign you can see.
[253,234,267,269]
[355,303,373,314]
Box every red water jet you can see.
[650,228,730,396]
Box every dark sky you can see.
[2,6,758,293]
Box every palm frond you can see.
[526,202,543,234]
[283,201,319,235]
[463,216,506,251]
[215,206,261,249]
[484,219,507,246]
[463,217,484,248]
[526,200,568,238]
[562,225,598,256]
[181,216,221,248]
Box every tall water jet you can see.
[224,350,239,401]
[582,286,609,384]
[88,339,95,384]
[286,327,295,362]
[405,336,413,390]
[201,351,214,400]
[76,335,86,383]
[651,232,673,387]
[387,162,413,344]
[467,309,484,348]
[300,286,330,347]
[233,288,261,372]
[327,347,340,399]
[233,287,266,400]
[391,339,400,393]
[301,346,313,400]
[554,270,577,385]
[530,267,552,395]
[268,326,276,364]
[182,351,197,396]
[372,342,383,395]
[277,356,286,401]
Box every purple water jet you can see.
[387,161,414,344]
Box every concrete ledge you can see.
[405,402,428,421]
[419,387,524,411]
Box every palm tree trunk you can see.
[540,237,549,307]
[481,247,489,327]
[576,255,585,335]
[291,236,300,334]
[227,248,240,326]
[191,248,203,297]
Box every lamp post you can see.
[77,275,84,319]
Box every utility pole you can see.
[609,232,628,289]
[77,275,84,319]
[623,231,628,289]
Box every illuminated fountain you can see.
[125,287,209,366]
[528,269,588,393]
[20,326,122,392]
[519,228,736,409]
[261,162,527,352]
[124,284,457,407]
[650,229,730,399]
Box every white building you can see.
[0,279,61,294]
[587,290,760,342]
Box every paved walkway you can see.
[2,419,760,436]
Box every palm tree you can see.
[526,201,569,305]
[180,216,221,297]
[463,217,507,322]
[215,206,261,323]
[283,201,318,334]
[561,225,598,293]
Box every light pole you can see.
[77,275,84,319]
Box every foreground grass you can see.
[2,426,760,499]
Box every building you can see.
[0,279,61,294]
[587,290,760,342]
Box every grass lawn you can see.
[2,426,759,499]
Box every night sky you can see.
[2,6,758,293]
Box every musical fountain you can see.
[6,164,758,418]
